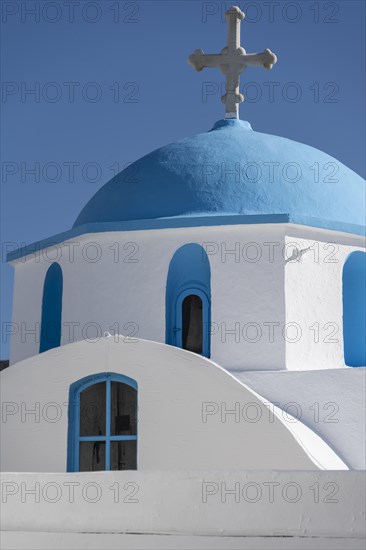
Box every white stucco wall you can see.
[8,224,365,372]
[3,532,364,550]
[235,368,366,470]
[284,226,365,370]
[9,224,287,371]
[0,337,345,473]
[1,470,365,539]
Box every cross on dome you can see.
[189,6,277,119]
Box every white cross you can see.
[189,6,277,119]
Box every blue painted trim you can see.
[166,243,211,358]
[7,214,365,262]
[78,436,137,442]
[105,380,111,470]
[342,251,366,367]
[39,263,63,354]
[67,372,138,472]
[79,436,107,442]
[175,288,211,358]
[110,435,137,441]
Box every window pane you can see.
[111,382,137,436]
[80,382,106,436]
[111,440,137,470]
[182,294,203,353]
[79,441,105,472]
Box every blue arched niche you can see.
[342,251,366,367]
[166,243,211,357]
[39,262,63,353]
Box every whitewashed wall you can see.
[8,224,365,371]
[0,337,346,473]
[1,471,364,541]
[9,224,287,370]
[3,532,364,550]
[284,226,365,370]
[236,368,366,469]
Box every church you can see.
[1,6,365,549]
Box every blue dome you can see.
[74,119,365,232]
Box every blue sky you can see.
[1,0,365,358]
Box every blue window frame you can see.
[67,373,138,472]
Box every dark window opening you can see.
[182,294,203,354]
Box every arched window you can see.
[67,373,138,472]
[40,262,63,353]
[343,251,366,367]
[166,243,211,357]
